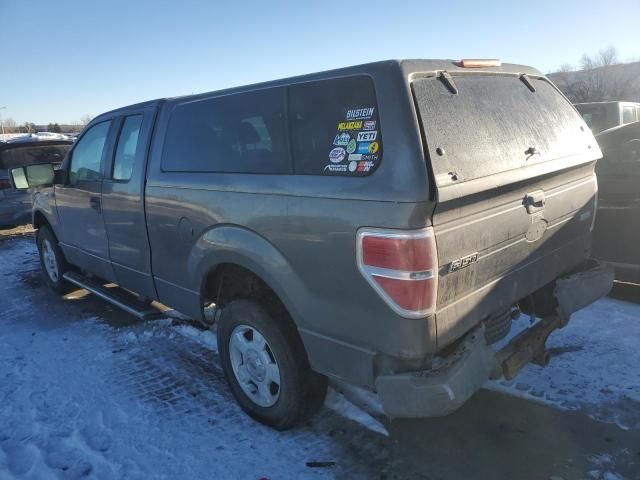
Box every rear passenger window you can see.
[161,89,288,174]
[289,75,382,176]
[113,114,143,181]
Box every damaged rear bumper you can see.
[375,260,614,418]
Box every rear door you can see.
[101,107,158,298]
[55,120,116,281]
[412,73,601,349]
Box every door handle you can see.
[89,196,102,213]
[525,191,546,214]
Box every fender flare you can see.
[188,224,312,329]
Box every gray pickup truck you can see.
[12,59,613,430]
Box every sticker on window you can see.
[322,106,381,177]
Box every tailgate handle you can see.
[525,191,546,213]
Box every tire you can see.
[36,226,70,293]
[217,298,328,430]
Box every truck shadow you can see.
[385,389,640,480]
[609,281,640,304]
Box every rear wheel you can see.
[217,299,327,430]
[37,226,70,293]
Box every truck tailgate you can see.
[412,73,602,350]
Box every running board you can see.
[63,272,164,320]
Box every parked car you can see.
[0,139,72,228]
[575,101,640,134]
[12,59,613,430]
[592,121,640,282]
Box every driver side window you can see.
[69,121,111,185]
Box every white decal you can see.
[357,131,377,142]
[324,164,348,172]
[348,161,357,172]
[363,121,376,130]
[329,147,346,163]
[333,132,350,146]
[348,153,362,161]
[346,107,375,120]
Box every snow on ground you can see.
[0,133,72,143]
[487,298,640,430]
[0,236,390,479]
[1,231,639,479]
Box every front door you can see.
[101,108,158,298]
[55,119,116,281]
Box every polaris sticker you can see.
[329,147,346,163]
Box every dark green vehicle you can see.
[12,59,612,429]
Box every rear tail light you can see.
[357,227,438,319]
[456,59,501,68]
[0,178,11,190]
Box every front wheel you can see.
[217,299,327,430]
[37,226,70,293]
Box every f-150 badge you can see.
[449,252,478,273]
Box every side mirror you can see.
[9,163,56,190]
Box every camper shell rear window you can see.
[412,74,588,186]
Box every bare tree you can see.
[80,114,93,126]
[552,46,639,103]
[1,117,18,133]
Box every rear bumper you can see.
[375,260,613,418]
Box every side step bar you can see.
[63,272,164,320]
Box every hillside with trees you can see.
[548,47,640,103]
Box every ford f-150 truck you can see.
[11,59,613,430]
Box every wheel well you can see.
[33,211,49,231]
[203,263,287,316]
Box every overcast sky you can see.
[2,0,639,124]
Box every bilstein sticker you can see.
[346,107,374,120]
[338,121,363,131]
[357,131,377,142]
[329,147,346,163]
[333,132,350,146]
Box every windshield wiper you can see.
[438,71,459,95]
[519,73,536,93]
